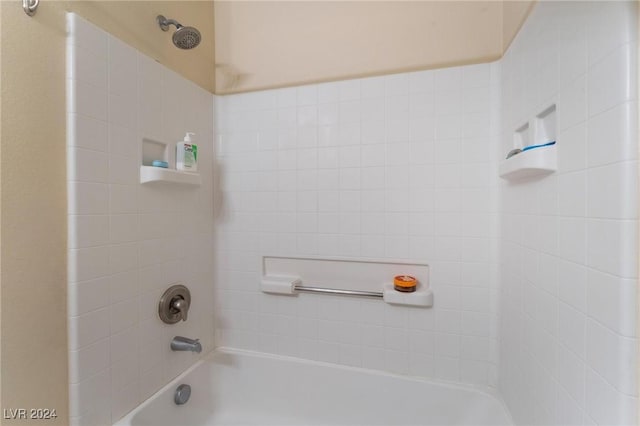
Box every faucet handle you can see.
[159,284,191,324]
[171,297,189,321]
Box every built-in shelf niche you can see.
[500,103,557,181]
[140,137,200,186]
[142,138,170,167]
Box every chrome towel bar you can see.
[294,285,383,299]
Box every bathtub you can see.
[116,349,512,426]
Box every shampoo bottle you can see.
[176,132,198,172]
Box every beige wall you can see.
[1,2,68,423]
[214,0,534,94]
[0,2,213,425]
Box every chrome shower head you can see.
[157,15,201,50]
[172,26,201,50]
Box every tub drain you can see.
[174,384,191,405]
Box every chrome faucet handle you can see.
[159,284,191,324]
[171,297,189,322]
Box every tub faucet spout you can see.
[171,336,202,353]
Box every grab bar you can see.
[294,284,383,299]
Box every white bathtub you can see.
[116,349,512,426]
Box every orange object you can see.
[394,275,417,293]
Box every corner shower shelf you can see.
[140,166,201,186]
[499,145,557,180]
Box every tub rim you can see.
[115,347,514,426]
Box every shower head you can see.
[173,26,201,50]
[157,15,201,50]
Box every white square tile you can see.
[68,113,108,152]
[111,325,140,364]
[559,344,586,407]
[68,308,110,351]
[297,85,318,106]
[434,67,461,91]
[338,79,361,101]
[385,119,409,142]
[108,36,137,97]
[434,356,460,381]
[110,184,138,214]
[68,13,108,57]
[109,124,138,159]
[109,155,138,185]
[336,122,360,145]
[587,162,638,219]
[110,270,138,305]
[434,90,462,116]
[558,24,588,87]
[435,115,462,140]
[585,366,637,425]
[109,242,138,274]
[68,277,111,317]
[111,352,139,392]
[462,64,490,89]
[588,102,637,167]
[109,93,137,130]
[586,319,637,395]
[587,219,638,278]
[557,386,585,426]
[69,339,109,384]
[111,299,138,335]
[338,146,361,168]
[409,70,434,94]
[587,1,636,66]
[111,380,140,422]
[588,43,636,117]
[69,214,109,249]
[558,171,586,217]
[558,217,586,264]
[318,103,339,126]
[69,79,108,121]
[69,246,110,283]
[69,44,107,89]
[558,260,587,313]
[338,101,360,123]
[69,369,110,418]
[298,105,318,127]
[559,302,586,359]
[587,269,636,337]
[558,75,587,131]
[385,74,409,96]
[386,95,409,120]
[361,99,385,122]
[557,123,587,173]
[361,76,385,99]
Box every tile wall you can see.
[213,63,502,386]
[65,2,640,425]
[498,2,639,425]
[66,14,215,425]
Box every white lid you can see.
[184,132,196,142]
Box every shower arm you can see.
[23,0,38,16]
[157,15,183,32]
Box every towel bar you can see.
[294,285,383,299]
